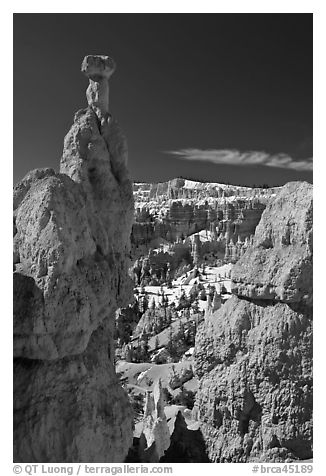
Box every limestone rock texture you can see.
[194,181,313,462]
[231,181,312,305]
[13,55,134,462]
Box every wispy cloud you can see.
[166,149,313,172]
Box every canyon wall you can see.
[13,55,134,462]
[194,181,313,462]
[131,179,275,271]
[133,187,268,247]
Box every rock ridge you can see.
[194,181,313,462]
[231,182,312,305]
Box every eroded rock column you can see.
[13,55,134,462]
[81,54,115,122]
[138,379,171,462]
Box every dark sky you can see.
[14,13,313,186]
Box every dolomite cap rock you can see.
[81,54,116,81]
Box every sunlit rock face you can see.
[194,181,313,463]
[231,182,312,305]
[13,54,134,462]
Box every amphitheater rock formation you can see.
[13,55,134,462]
[132,179,272,249]
[194,181,313,462]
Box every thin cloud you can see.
[166,149,313,172]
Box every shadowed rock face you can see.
[13,55,134,462]
[160,411,210,463]
[194,181,313,463]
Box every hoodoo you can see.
[13,55,134,462]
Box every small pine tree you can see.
[156,309,164,333]
[199,288,207,301]
[154,335,160,350]
[150,297,156,311]
[192,298,199,314]
[166,325,174,356]
[140,332,149,361]
[208,285,215,300]
[178,320,186,343]
[165,307,172,326]
[141,294,149,313]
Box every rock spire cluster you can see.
[13,55,134,462]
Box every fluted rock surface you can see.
[13,55,134,462]
[231,182,312,304]
[194,181,313,462]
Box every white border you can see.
[3,2,324,473]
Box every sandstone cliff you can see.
[13,55,134,462]
[194,181,313,462]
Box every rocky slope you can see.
[13,55,134,462]
[194,181,313,462]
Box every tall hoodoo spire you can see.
[81,54,116,121]
[14,54,134,463]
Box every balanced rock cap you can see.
[81,55,116,81]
